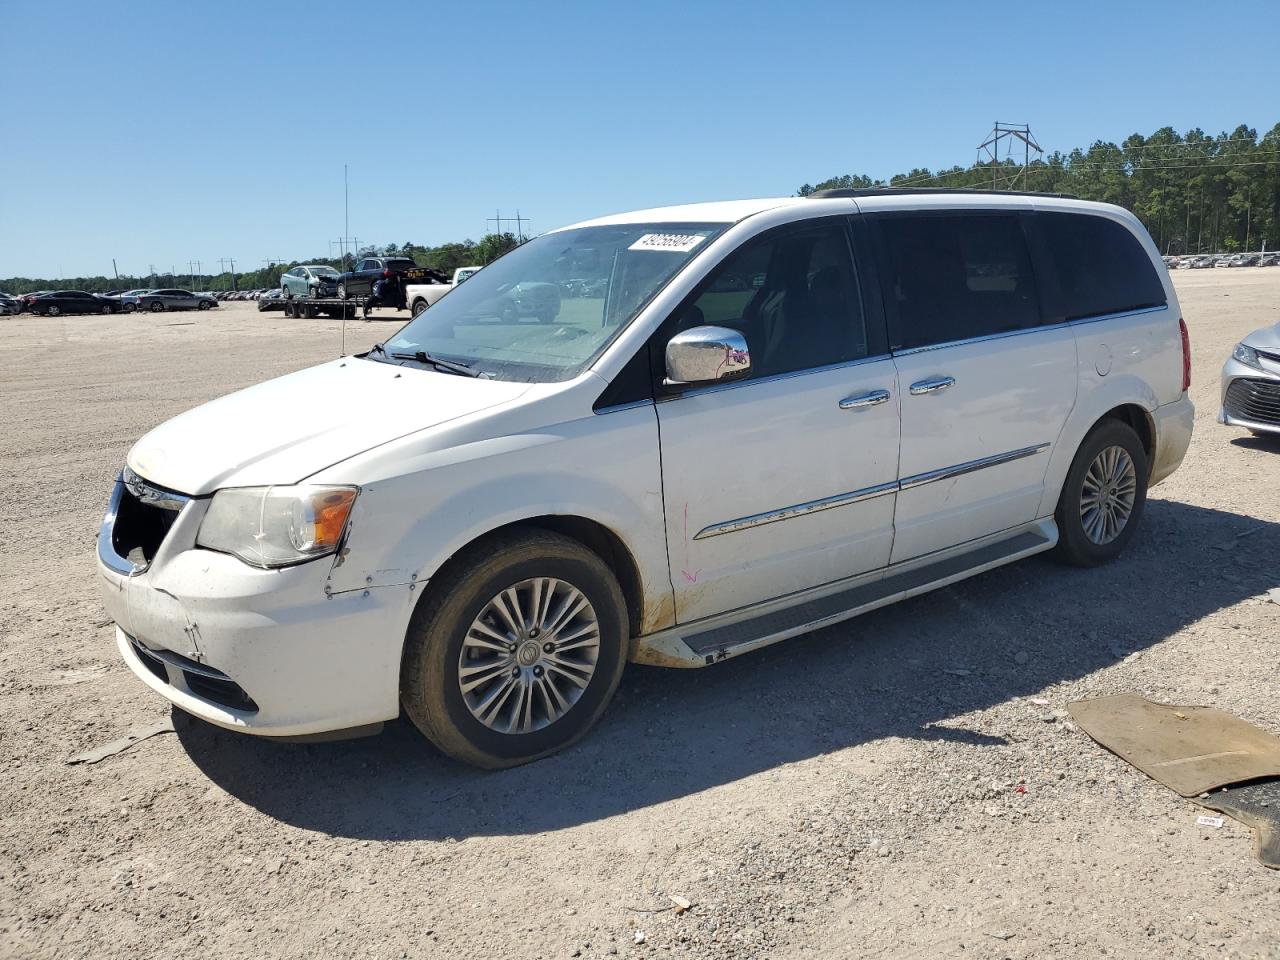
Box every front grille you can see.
[1225,377,1280,426]
[127,635,259,713]
[111,475,186,569]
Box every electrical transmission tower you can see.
[976,122,1043,191]
[486,209,531,241]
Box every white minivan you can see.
[98,189,1194,767]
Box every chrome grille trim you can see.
[123,466,191,511]
[1225,378,1280,426]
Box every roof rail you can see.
[808,187,1079,200]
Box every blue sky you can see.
[1,0,1276,279]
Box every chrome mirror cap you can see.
[665,325,751,385]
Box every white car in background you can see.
[404,266,486,316]
[98,190,1193,768]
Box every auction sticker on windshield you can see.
[628,233,707,253]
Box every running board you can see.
[630,522,1056,668]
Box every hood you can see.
[1244,321,1280,351]
[127,357,530,495]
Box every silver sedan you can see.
[134,289,217,313]
[1220,320,1280,436]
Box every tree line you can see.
[799,122,1280,255]
[0,233,523,297]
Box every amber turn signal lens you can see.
[306,488,358,549]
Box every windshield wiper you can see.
[378,344,481,377]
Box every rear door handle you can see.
[839,389,891,410]
[909,376,955,396]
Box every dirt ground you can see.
[2,270,1279,960]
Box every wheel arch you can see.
[1038,379,1160,519]
[1099,403,1155,467]
[409,515,647,642]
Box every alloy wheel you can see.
[1079,445,1137,545]
[458,577,600,735]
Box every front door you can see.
[872,211,1077,563]
[655,218,901,623]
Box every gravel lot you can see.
[2,270,1279,960]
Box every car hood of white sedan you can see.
[127,357,531,495]
[1244,321,1280,350]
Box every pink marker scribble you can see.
[680,502,700,583]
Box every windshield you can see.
[310,266,339,277]
[377,223,724,382]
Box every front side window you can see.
[877,214,1040,350]
[1037,212,1166,320]
[673,220,869,379]
[379,222,725,382]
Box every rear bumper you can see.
[1150,394,1194,485]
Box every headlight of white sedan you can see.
[1232,342,1262,368]
[196,485,358,568]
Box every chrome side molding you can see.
[694,443,1050,539]
[693,481,898,540]
[899,443,1050,490]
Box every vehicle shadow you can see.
[178,499,1279,840]
[1230,434,1280,453]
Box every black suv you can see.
[336,257,420,305]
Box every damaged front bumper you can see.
[97,474,416,737]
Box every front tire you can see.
[337,283,348,300]
[401,529,628,769]
[1053,419,1148,567]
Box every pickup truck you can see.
[336,257,448,309]
[404,266,483,316]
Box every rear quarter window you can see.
[1037,212,1166,321]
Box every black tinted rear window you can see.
[1037,212,1166,321]
[877,214,1041,350]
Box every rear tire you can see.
[150,302,164,313]
[47,305,61,317]
[401,529,628,769]
[1052,419,1148,567]
[411,298,429,317]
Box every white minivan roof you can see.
[557,191,1132,232]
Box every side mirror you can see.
[665,325,751,386]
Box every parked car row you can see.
[0,289,220,316]
[1163,253,1280,269]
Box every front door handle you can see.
[909,376,955,396]
[839,389,891,410]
